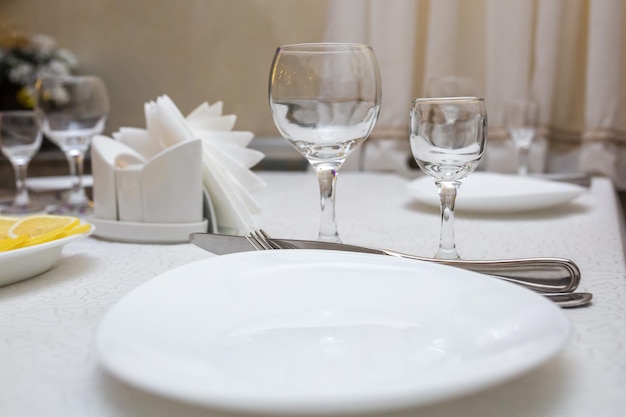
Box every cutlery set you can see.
[190,230,593,308]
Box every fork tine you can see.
[250,230,274,250]
[258,229,272,241]
[256,229,282,249]
[244,234,264,251]
[259,229,297,249]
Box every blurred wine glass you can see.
[34,75,109,215]
[269,43,381,242]
[0,111,46,214]
[504,99,539,176]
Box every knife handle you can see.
[383,250,581,293]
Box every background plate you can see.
[96,250,570,415]
[407,172,586,213]
[26,175,94,192]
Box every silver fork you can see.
[245,229,593,307]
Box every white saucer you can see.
[97,250,570,415]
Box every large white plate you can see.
[407,172,586,213]
[0,225,94,286]
[96,250,570,415]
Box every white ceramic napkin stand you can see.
[89,136,211,243]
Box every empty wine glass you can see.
[269,43,381,242]
[0,111,46,214]
[34,75,109,215]
[504,99,538,176]
[410,97,487,260]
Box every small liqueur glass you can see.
[410,97,487,259]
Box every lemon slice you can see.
[0,235,29,251]
[8,215,80,239]
[0,216,18,240]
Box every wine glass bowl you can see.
[410,97,487,259]
[0,111,46,214]
[269,43,381,242]
[504,99,538,176]
[35,75,109,215]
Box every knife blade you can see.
[189,233,580,293]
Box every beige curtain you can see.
[325,0,626,189]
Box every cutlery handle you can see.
[383,250,581,293]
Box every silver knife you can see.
[189,233,580,294]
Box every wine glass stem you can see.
[65,149,88,205]
[517,146,530,176]
[436,181,461,260]
[12,161,31,206]
[313,163,341,242]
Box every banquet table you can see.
[1,171,625,417]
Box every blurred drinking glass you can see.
[504,99,539,176]
[0,111,46,214]
[35,75,109,215]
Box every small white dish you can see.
[26,175,94,193]
[0,225,94,287]
[87,217,208,244]
[96,250,570,415]
[407,172,586,213]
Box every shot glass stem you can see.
[313,162,341,243]
[436,181,461,260]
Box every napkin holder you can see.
[89,135,215,243]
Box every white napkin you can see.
[111,95,266,234]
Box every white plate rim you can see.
[96,250,570,415]
[406,172,586,213]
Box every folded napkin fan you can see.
[93,95,266,234]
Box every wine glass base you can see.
[434,247,461,260]
[1,203,48,216]
[49,202,94,217]
[318,234,342,243]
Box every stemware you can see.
[269,43,381,242]
[0,111,46,214]
[410,97,487,260]
[34,75,109,215]
[504,99,538,176]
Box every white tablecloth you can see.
[1,172,625,417]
